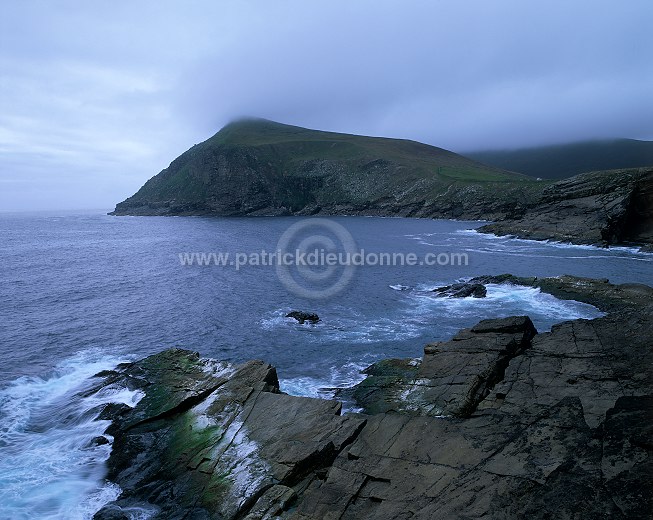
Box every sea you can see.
[1,210,652,519]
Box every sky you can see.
[1,1,652,211]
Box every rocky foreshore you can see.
[90,275,653,519]
[478,167,653,249]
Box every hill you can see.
[465,138,653,180]
[111,121,653,249]
[111,119,542,220]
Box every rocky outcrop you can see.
[479,167,653,249]
[342,316,536,417]
[91,350,365,519]
[286,311,320,324]
[432,281,487,298]
[91,275,653,519]
[320,275,652,519]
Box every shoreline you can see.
[109,210,653,253]
[110,166,653,252]
[90,274,653,519]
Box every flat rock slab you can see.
[290,399,628,519]
[350,316,537,417]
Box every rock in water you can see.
[88,436,110,447]
[89,275,652,519]
[432,282,487,298]
[286,311,320,324]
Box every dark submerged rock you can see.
[286,311,320,324]
[89,435,110,447]
[93,505,130,520]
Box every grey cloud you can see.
[1,0,652,210]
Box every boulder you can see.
[89,435,110,447]
[432,282,487,298]
[286,311,320,324]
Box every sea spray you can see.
[0,350,142,520]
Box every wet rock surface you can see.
[92,275,652,519]
[432,281,487,298]
[91,350,365,519]
[285,311,320,324]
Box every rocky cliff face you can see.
[479,167,653,249]
[91,275,653,519]
[110,119,542,221]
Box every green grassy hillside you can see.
[465,138,653,180]
[112,119,542,218]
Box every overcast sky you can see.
[1,0,652,211]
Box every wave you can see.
[260,308,423,344]
[0,349,141,520]
[279,358,377,413]
[406,283,604,331]
[457,228,653,256]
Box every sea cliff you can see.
[111,120,653,250]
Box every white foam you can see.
[458,228,653,257]
[200,359,235,379]
[260,309,323,330]
[261,309,422,343]
[407,283,604,330]
[0,349,142,520]
[279,359,375,401]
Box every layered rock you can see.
[318,275,652,519]
[344,316,536,417]
[479,167,653,248]
[91,350,365,519]
[91,275,653,519]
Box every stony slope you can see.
[111,119,542,220]
[91,275,653,519]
